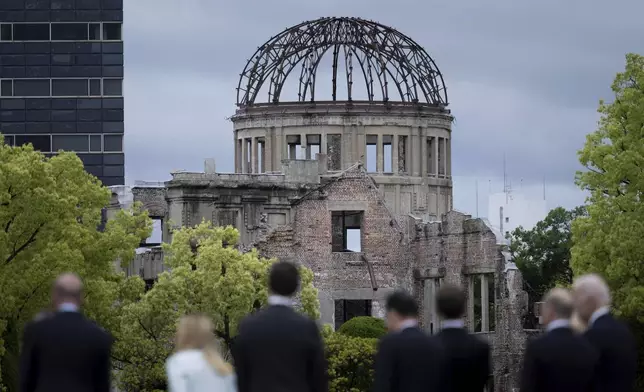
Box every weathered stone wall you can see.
[254,166,409,327]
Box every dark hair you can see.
[436,284,466,319]
[385,290,418,318]
[269,261,300,297]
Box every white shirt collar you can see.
[399,319,418,331]
[589,306,610,326]
[267,295,293,307]
[58,303,79,312]
[441,319,464,329]
[546,318,570,332]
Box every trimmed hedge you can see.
[337,316,387,339]
[325,332,377,392]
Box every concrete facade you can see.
[232,102,453,221]
[120,153,530,391]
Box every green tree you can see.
[571,53,644,321]
[511,206,587,303]
[0,139,152,391]
[325,332,377,392]
[114,221,320,391]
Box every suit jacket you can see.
[19,311,112,392]
[584,313,637,392]
[435,327,490,392]
[232,305,327,392]
[373,326,443,392]
[520,326,598,392]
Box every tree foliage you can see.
[113,221,320,391]
[325,332,377,392]
[571,53,644,321]
[0,140,152,391]
[337,316,387,339]
[511,206,587,301]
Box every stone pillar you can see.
[411,127,420,176]
[392,133,399,174]
[241,138,249,173]
[467,276,475,332]
[234,131,239,173]
[321,132,327,159]
[251,137,258,173]
[433,137,439,178]
[421,130,428,177]
[264,131,273,172]
[481,274,489,332]
[446,137,452,177]
[376,133,383,173]
[302,133,309,159]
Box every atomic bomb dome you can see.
[232,17,454,220]
[236,17,448,106]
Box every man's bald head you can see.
[52,273,83,307]
[542,288,574,325]
[572,274,611,323]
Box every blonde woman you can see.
[166,314,236,392]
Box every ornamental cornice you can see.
[231,114,452,131]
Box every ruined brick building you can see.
[110,17,531,391]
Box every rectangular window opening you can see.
[366,134,377,172]
[331,211,363,252]
[15,135,51,153]
[89,135,102,152]
[471,273,495,333]
[0,80,13,97]
[143,218,163,246]
[89,79,101,96]
[438,137,445,176]
[488,275,496,332]
[0,24,13,41]
[306,134,321,159]
[14,79,50,97]
[3,136,15,146]
[51,23,89,41]
[103,78,123,96]
[383,135,393,173]
[104,135,123,152]
[52,135,90,152]
[334,299,372,330]
[103,23,122,40]
[428,137,435,175]
[286,135,301,160]
[89,23,101,40]
[244,138,251,173]
[258,140,265,173]
[52,79,89,97]
[13,23,50,41]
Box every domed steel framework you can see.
[236,17,448,107]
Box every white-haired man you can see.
[520,288,598,392]
[572,274,637,392]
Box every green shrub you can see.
[325,332,377,392]
[337,316,387,339]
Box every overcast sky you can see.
[122,0,644,221]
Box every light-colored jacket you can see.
[166,349,237,392]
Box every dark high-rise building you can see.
[0,0,124,186]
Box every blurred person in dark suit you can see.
[20,273,112,392]
[520,288,598,392]
[232,261,327,392]
[434,284,490,392]
[573,274,637,392]
[373,290,443,392]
